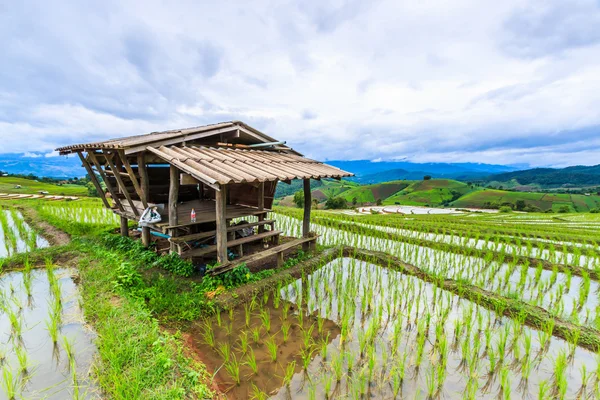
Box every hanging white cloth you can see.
[139,207,162,227]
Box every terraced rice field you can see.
[0,209,48,258]
[22,200,600,399]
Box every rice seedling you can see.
[259,309,271,333]
[62,335,75,365]
[15,345,29,375]
[244,348,258,375]
[250,383,268,400]
[251,327,261,344]
[1,365,18,400]
[200,319,215,348]
[283,360,296,387]
[265,337,278,362]
[224,354,241,386]
[281,320,291,343]
[237,331,249,354]
[217,342,231,363]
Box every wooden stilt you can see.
[169,165,179,254]
[258,182,265,233]
[138,152,151,247]
[216,186,228,264]
[120,216,129,237]
[302,178,311,251]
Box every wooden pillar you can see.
[302,179,311,238]
[169,165,179,253]
[258,182,265,233]
[138,152,151,247]
[120,216,129,237]
[216,186,228,264]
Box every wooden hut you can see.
[56,121,353,274]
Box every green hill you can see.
[451,189,600,212]
[337,181,411,204]
[383,179,474,206]
[0,177,88,196]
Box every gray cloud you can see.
[1,0,599,167]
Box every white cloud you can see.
[0,0,599,166]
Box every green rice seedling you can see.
[243,303,251,327]
[228,307,235,322]
[46,314,60,345]
[223,320,233,337]
[215,308,222,327]
[237,331,249,355]
[332,351,343,382]
[346,350,355,373]
[217,342,231,363]
[300,346,315,370]
[70,356,80,400]
[1,365,18,400]
[200,319,215,348]
[323,373,333,399]
[265,337,278,362]
[224,354,241,386]
[283,360,296,387]
[250,383,268,400]
[262,291,269,306]
[7,308,21,339]
[301,323,315,349]
[251,327,261,344]
[62,335,75,364]
[296,308,304,327]
[273,290,280,309]
[317,316,325,334]
[259,309,271,333]
[281,320,291,343]
[15,346,29,375]
[282,302,290,320]
[538,380,549,400]
[244,348,258,375]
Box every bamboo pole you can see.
[118,150,148,209]
[258,182,265,233]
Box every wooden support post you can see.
[216,186,228,264]
[118,150,148,209]
[302,178,311,251]
[277,251,284,268]
[302,179,311,237]
[105,153,140,217]
[138,153,151,247]
[77,152,110,208]
[258,182,265,233]
[169,165,180,254]
[120,216,129,237]
[88,152,124,212]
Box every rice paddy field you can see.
[3,197,600,399]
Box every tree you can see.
[423,175,432,181]
[558,205,570,213]
[515,200,526,211]
[86,181,99,197]
[376,198,382,206]
[352,197,358,206]
[293,190,304,208]
[324,197,347,209]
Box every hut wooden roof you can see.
[56,121,284,155]
[147,145,353,187]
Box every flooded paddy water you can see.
[196,257,597,399]
[0,209,48,258]
[0,266,99,399]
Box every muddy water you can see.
[191,296,340,399]
[272,258,597,399]
[0,210,49,258]
[0,268,99,400]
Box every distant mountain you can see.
[0,153,83,178]
[327,160,521,184]
[481,165,600,187]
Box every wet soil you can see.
[190,296,340,399]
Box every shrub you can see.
[558,205,570,213]
[590,208,600,214]
[499,206,512,213]
[293,190,304,208]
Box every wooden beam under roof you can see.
[77,152,110,209]
[88,151,125,212]
[104,152,140,217]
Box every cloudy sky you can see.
[1,0,600,167]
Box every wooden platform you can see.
[170,219,275,243]
[208,236,317,276]
[180,230,283,259]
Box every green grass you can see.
[383,179,473,206]
[0,177,88,196]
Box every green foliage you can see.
[293,190,304,208]
[325,196,347,209]
[423,175,432,180]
